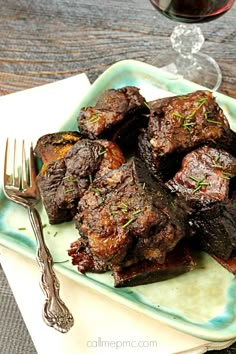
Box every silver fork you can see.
[3,139,74,333]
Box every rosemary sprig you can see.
[222,171,233,180]
[212,164,224,169]
[121,208,128,213]
[63,176,78,183]
[65,188,75,193]
[206,119,222,125]
[86,113,100,124]
[133,209,141,216]
[173,97,208,131]
[122,218,135,228]
[111,211,119,215]
[211,156,233,179]
[173,112,184,119]
[92,188,101,195]
[189,175,210,193]
[204,111,222,125]
[183,121,196,131]
[99,149,106,156]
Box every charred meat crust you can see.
[34,131,82,165]
[36,138,125,224]
[112,241,196,287]
[77,86,149,147]
[145,90,236,181]
[35,87,236,286]
[190,197,236,259]
[68,237,108,274]
[166,145,236,207]
[73,158,187,273]
[165,145,236,260]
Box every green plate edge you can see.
[1,59,236,342]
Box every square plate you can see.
[1,60,236,342]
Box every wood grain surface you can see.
[0,1,236,353]
[0,0,235,97]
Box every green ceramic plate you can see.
[1,60,236,342]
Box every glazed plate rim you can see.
[1,59,236,342]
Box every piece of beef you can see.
[77,86,148,151]
[95,139,126,178]
[34,131,81,165]
[190,197,236,259]
[138,131,183,182]
[166,145,236,208]
[68,237,108,274]
[112,241,195,287]
[36,138,125,224]
[73,158,187,274]
[165,145,236,259]
[36,159,74,224]
[141,90,236,181]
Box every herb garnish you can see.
[111,203,142,228]
[65,188,75,193]
[122,218,135,228]
[189,175,210,193]
[92,188,102,195]
[99,149,106,156]
[86,113,100,124]
[132,209,141,216]
[182,121,196,131]
[111,211,119,215]
[173,97,208,131]
[204,111,222,125]
[63,176,78,183]
[211,156,233,179]
[222,171,233,180]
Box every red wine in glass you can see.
[149,0,235,90]
[150,0,235,23]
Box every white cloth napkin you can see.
[0,73,235,354]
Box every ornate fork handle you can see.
[28,207,74,333]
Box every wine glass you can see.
[149,0,235,90]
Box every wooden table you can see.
[0,0,235,97]
[0,1,236,353]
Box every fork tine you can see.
[13,139,18,187]
[3,138,17,187]
[3,138,10,186]
[29,143,37,188]
[21,140,28,191]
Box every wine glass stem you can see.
[168,24,222,91]
[170,24,204,74]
